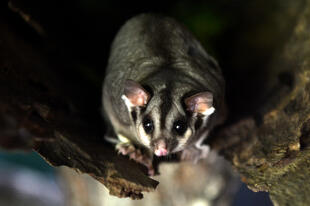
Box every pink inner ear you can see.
[124,79,150,107]
[185,92,213,114]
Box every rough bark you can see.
[1,0,310,204]
[0,4,158,199]
[210,1,310,205]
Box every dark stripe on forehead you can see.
[194,116,203,131]
[142,15,173,62]
[131,110,137,123]
[160,88,173,129]
[140,106,146,113]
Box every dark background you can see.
[1,0,295,123]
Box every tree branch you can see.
[0,10,158,199]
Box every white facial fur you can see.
[172,127,193,152]
[121,94,134,112]
[121,80,216,155]
[137,125,151,146]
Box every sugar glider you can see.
[102,14,225,172]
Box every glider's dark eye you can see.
[173,120,187,136]
[143,117,154,134]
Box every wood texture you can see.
[1,0,310,204]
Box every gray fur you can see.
[102,14,225,156]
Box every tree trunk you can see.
[210,1,310,205]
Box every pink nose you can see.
[154,148,168,156]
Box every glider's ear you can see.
[122,79,150,107]
[184,92,215,115]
